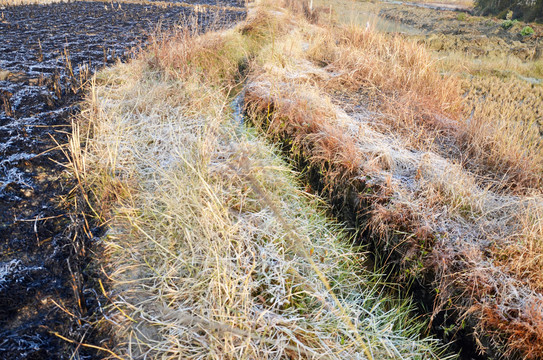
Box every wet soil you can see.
[0,2,245,359]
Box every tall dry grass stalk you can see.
[70,5,449,359]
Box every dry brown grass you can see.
[304,24,462,152]
[67,0,543,356]
[70,3,451,359]
[414,35,543,189]
[304,22,543,189]
[241,1,543,358]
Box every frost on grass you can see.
[242,3,543,357]
[74,40,446,357]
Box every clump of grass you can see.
[71,3,449,359]
[520,25,535,36]
[456,12,467,21]
[146,23,249,87]
[501,18,519,29]
[305,23,461,117]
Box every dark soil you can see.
[0,2,245,359]
[148,0,247,8]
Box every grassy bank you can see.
[375,3,543,189]
[239,2,543,360]
[71,0,543,358]
[70,4,451,358]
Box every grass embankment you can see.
[239,3,543,360]
[72,0,543,357]
[70,4,450,359]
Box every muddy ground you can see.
[0,2,245,359]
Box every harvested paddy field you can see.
[0,1,245,359]
[379,3,543,60]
